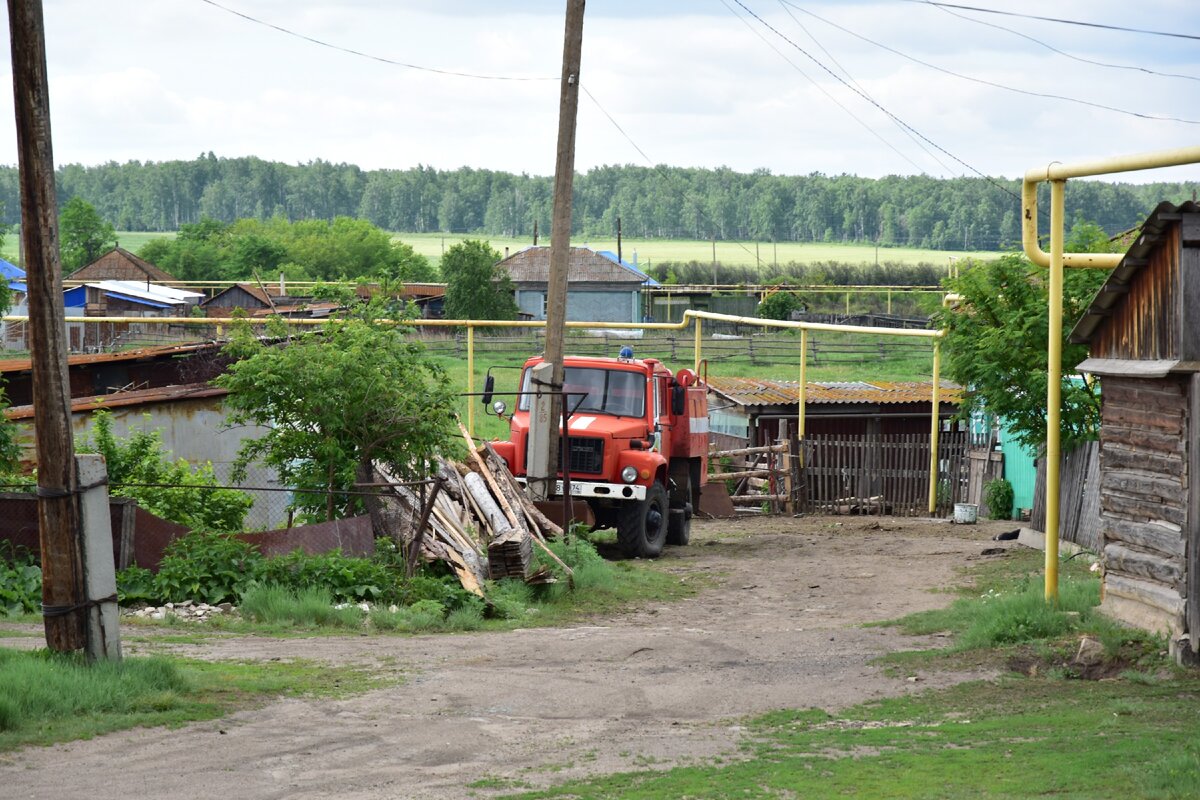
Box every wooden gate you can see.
[799,431,969,516]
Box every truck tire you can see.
[666,481,692,546]
[617,482,667,559]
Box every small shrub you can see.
[0,544,41,616]
[983,478,1015,520]
[488,579,535,620]
[153,531,262,605]
[255,549,399,604]
[115,565,158,606]
[446,599,485,631]
[406,599,447,630]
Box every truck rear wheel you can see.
[617,482,667,559]
[666,481,692,546]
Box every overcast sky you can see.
[2,0,1198,183]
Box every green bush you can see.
[153,531,262,605]
[0,544,41,616]
[255,549,399,604]
[983,478,1015,520]
[115,565,157,605]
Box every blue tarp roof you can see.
[0,259,25,281]
[596,250,659,286]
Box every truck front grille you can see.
[567,436,604,475]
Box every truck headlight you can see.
[621,465,638,483]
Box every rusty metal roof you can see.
[4,382,227,421]
[706,376,963,407]
[0,340,223,375]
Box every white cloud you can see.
[0,0,1192,184]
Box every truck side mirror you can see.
[671,384,685,416]
[482,374,495,406]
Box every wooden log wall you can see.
[1098,376,1189,638]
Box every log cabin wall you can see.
[1071,203,1200,663]
[1097,376,1189,638]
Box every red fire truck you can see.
[488,350,708,558]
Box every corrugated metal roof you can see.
[4,382,227,421]
[88,280,203,304]
[500,246,648,284]
[0,340,223,374]
[706,376,963,407]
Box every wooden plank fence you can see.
[1031,440,1102,552]
[798,431,969,516]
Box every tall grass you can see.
[0,648,189,734]
[237,584,363,629]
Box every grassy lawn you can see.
[394,232,998,272]
[493,550,1199,800]
[0,647,400,751]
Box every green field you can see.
[395,231,998,272]
[1,229,995,276]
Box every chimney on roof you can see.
[279,272,286,297]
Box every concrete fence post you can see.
[77,454,122,662]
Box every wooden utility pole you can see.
[8,0,88,652]
[536,0,585,498]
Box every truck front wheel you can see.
[617,482,668,559]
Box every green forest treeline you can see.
[0,154,1192,250]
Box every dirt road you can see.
[1,515,1017,799]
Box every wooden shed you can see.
[1070,200,1200,663]
[66,247,176,283]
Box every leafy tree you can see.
[216,307,460,527]
[756,287,804,321]
[58,197,116,271]
[441,239,515,320]
[931,223,1119,450]
[77,411,252,532]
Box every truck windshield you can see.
[518,366,645,417]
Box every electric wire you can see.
[918,0,1200,83]
[901,1,1200,42]
[780,1,1200,125]
[196,0,555,81]
[729,0,1027,211]
[772,0,959,175]
[718,0,929,175]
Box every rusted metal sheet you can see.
[238,516,375,559]
[4,382,228,421]
[707,376,963,407]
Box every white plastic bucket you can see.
[953,503,978,524]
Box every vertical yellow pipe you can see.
[1045,180,1065,603]
[886,288,892,316]
[845,292,850,315]
[798,328,808,469]
[467,325,476,438]
[928,341,941,515]
[694,316,703,374]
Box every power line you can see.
[196,0,555,81]
[919,1,1200,83]
[772,0,959,175]
[719,0,930,175]
[901,1,1200,42]
[728,0,1026,210]
[780,1,1200,125]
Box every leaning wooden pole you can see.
[8,0,87,652]
[541,0,585,486]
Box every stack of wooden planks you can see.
[377,426,570,597]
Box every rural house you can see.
[66,246,177,283]
[498,246,656,323]
[1069,200,1200,663]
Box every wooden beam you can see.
[8,0,87,653]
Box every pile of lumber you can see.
[377,425,569,597]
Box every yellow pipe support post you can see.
[1045,180,1067,603]
[798,328,808,468]
[928,341,941,515]
[467,326,476,438]
[694,315,703,374]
